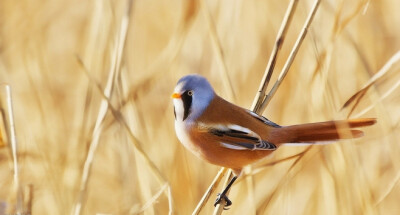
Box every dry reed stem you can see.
[310,0,370,110]
[99,86,175,214]
[375,166,400,205]
[72,1,132,214]
[338,31,373,117]
[296,1,370,141]
[0,85,23,213]
[259,0,321,114]
[257,146,315,213]
[78,58,174,214]
[251,0,299,111]
[242,150,309,180]
[354,78,400,118]
[343,51,400,117]
[320,1,370,113]
[72,65,114,215]
[195,1,321,213]
[246,1,299,213]
[241,2,321,208]
[337,0,369,34]
[131,183,169,214]
[192,167,228,215]
[344,31,373,76]
[212,1,305,212]
[0,0,398,214]
[192,1,240,212]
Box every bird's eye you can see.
[187,90,193,96]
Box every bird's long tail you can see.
[272,118,376,143]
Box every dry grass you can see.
[0,0,399,214]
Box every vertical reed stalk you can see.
[72,1,132,214]
[0,85,23,213]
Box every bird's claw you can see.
[214,193,232,209]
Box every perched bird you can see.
[171,74,376,208]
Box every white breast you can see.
[173,92,204,158]
[175,120,202,158]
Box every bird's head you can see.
[171,74,215,122]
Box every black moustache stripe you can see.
[173,106,176,120]
[181,91,192,121]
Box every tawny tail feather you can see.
[290,130,364,142]
[274,118,376,143]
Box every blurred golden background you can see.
[0,0,399,214]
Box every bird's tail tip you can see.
[347,118,377,127]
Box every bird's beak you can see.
[171,93,181,99]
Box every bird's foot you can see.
[214,193,232,210]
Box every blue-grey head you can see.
[172,74,215,122]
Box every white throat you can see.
[173,98,186,122]
[173,99,199,155]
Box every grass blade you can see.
[342,50,400,116]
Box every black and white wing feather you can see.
[199,123,276,151]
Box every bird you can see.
[171,74,376,209]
